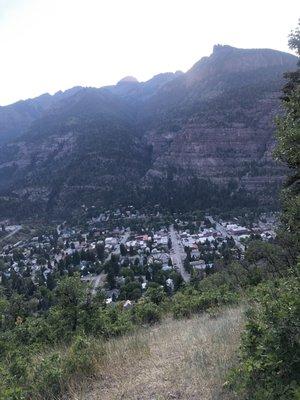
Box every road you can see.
[91,273,106,295]
[87,231,131,295]
[207,216,245,252]
[0,225,22,243]
[169,225,190,283]
[82,272,106,295]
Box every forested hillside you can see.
[0,46,297,218]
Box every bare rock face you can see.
[188,45,295,81]
[140,45,296,193]
[145,92,285,191]
[0,45,297,217]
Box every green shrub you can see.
[0,386,26,400]
[31,353,64,399]
[63,334,103,376]
[230,277,300,399]
[134,300,161,324]
[0,364,26,400]
[144,286,166,305]
[7,350,31,385]
[91,307,133,337]
[172,285,238,319]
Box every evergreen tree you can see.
[96,243,105,261]
[274,21,300,269]
[52,274,85,333]
[120,243,127,256]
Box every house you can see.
[191,249,200,258]
[197,236,215,244]
[105,237,117,246]
[152,252,169,264]
[166,278,174,291]
[226,224,249,236]
[123,300,133,309]
[190,260,206,270]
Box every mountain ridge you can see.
[0,45,297,218]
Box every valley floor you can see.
[68,307,245,400]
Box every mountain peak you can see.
[117,76,139,85]
[187,45,297,82]
[213,44,235,54]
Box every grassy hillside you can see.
[66,306,244,400]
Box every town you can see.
[0,208,277,306]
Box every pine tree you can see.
[274,21,300,269]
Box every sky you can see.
[0,0,299,106]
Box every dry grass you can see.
[68,306,245,400]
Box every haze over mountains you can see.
[0,45,297,218]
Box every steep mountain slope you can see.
[140,45,297,191]
[0,45,297,218]
[0,87,82,144]
[0,89,150,217]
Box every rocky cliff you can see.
[0,45,297,218]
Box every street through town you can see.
[169,224,190,282]
[91,230,131,294]
[0,225,22,243]
[207,216,245,252]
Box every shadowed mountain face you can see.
[0,45,297,218]
[0,87,83,144]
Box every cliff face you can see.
[141,46,296,191]
[0,45,297,217]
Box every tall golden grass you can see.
[67,306,244,400]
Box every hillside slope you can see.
[0,87,82,143]
[69,307,244,400]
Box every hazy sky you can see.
[0,0,298,106]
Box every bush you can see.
[144,286,166,305]
[63,334,103,376]
[0,334,104,400]
[172,292,194,318]
[230,276,300,399]
[0,385,25,400]
[0,363,26,400]
[31,353,64,399]
[134,300,161,324]
[172,285,238,319]
[91,307,133,337]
